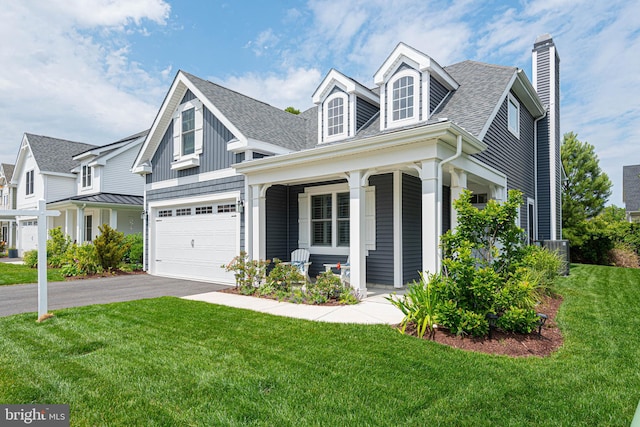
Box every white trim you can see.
[322,91,349,143]
[385,68,420,129]
[393,171,402,287]
[507,92,520,139]
[527,197,537,243]
[302,183,350,254]
[146,167,238,190]
[312,69,379,105]
[549,45,558,239]
[227,138,291,155]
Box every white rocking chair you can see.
[286,248,312,282]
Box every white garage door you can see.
[20,222,39,253]
[153,206,239,284]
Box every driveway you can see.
[0,274,230,317]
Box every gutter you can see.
[436,134,463,272]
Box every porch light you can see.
[236,199,244,213]
[140,210,147,220]
[536,313,548,336]
[486,313,499,339]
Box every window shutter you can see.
[194,99,204,155]
[298,193,309,248]
[365,186,376,251]
[172,111,181,160]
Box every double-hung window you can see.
[311,192,350,247]
[181,107,195,155]
[25,170,34,195]
[81,165,92,188]
[172,97,203,170]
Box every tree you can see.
[284,106,300,115]
[561,132,612,227]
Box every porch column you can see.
[393,171,403,288]
[348,170,367,298]
[64,209,73,238]
[421,159,439,274]
[110,209,118,229]
[251,184,266,260]
[450,168,467,230]
[76,206,85,244]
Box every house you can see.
[132,34,562,296]
[0,163,16,246]
[623,164,640,222]
[11,131,147,255]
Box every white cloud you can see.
[0,1,172,166]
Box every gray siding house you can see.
[133,35,562,296]
[623,164,640,222]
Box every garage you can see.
[151,201,239,284]
[19,220,38,254]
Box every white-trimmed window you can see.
[311,192,349,247]
[195,206,213,215]
[25,170,34,196]
[158,209,173,217]
[176,208,191,216]
[508,93,520,138]
[323,92,348,141]
[85,215,93,242]
[172,98,204,170]
[386,69,420,128]
[81,165,92,188]
[217,204,236,213]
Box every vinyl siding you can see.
[474,94,536,230]
[147,102,236,184]
[442,185,451,233]
[356,97,378,131]
[537,117,551,239]
[265,185,289,262]
[402,173,422,284]
[430,75,449,114]
[366,173,394,285]
[101,145,145,196]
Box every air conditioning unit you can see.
[542,240,570,276]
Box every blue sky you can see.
[0,0,638,205]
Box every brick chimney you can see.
[533,34,561,240]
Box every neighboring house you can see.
[0,163,16,246]
[133,34,562,295]
[11,132,147,255]
[623,164,640,222]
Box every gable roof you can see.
[1,163,14,182]
[182,72,311,151]
[25,134,98,175]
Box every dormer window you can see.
[81,165,92,188]
[172,98,203,170]
[392,75,414,120]
[322,92,348,142]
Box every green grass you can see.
[0,262,65,285]
[1,264,639,426]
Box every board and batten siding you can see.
[474,93,536,230]
[147,100,236,184]
[101,145,145,196]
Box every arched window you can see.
[392,75,414,121]
[327,97,344,136]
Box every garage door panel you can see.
[153,211,238,284]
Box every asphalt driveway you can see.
[0,274,230,317]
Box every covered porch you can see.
[235,122,507,297]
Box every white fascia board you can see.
[227,138,291,155]
[427,61,459,91]
[10,135,30,185]
[513,69,546,117]
[312,69,380,105]
[41,171,77,179]
[478,72,518,141]
[91,138,143,167]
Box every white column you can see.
[37,200,48,319]
[421,160,439,274]
[393,171,403,288]
[110,209,118,229]
[65,209,73,238]
[76,206,85,244]
[450,168,467,230]
[251,184,266,260]
[348,170,368,298]
[245,184,253,259]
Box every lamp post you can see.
[486,313,499,339]
[536,313,548,336]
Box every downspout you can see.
[436,134,463,272]
[533,109,548,242]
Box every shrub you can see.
[520,245,562,293]
[46,227,72,268]
[267,259,304,292]
[93,224,128,271]
[388,272,440,338]
[63,243,101,276]
[222,251,270,291]
[0,241,5,253]
[123,233,143,264]
[608,244,640,268]
[23,250,39,268]
[496,307,539,334]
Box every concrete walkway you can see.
[184,288,405,325]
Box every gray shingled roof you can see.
[182,72,314,151]
[50,193,143,206]
[1,163,14,181]
[437,61,517,137]
[26,134,98,174]
[623,164,640,211]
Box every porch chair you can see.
[340,256,350,284]
[287,248,312,282]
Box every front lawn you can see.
[0,262,65,285]
[0,264,639,425]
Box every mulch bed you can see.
[64,270,147,281]
[400,295,564,357]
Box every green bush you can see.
[23,250,39,268]
[496,307,539,334]
[63,243,101,276]
[46,227,72,268]
[267,259,304,292]
[123,233,143,264]
[222,251,270,292]
[93,224,128,271]
[520,245,562,293]
[388,272,440,338]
